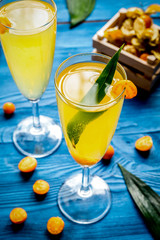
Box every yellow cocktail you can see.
[56,62,124,166]
[55,53,127,224]
[0,0,62,157]
[0,0,56,100]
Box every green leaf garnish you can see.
[67,45,124,147]
[118,163,160,240]
[66,0,96,28]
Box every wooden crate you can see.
[92,8,160,91]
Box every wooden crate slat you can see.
[93,34,156,78]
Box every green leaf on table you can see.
[66,0,96,28]
[118,163,160,240]
[67,45,124,148]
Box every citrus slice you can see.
[145,4,160,14]
[135,136,153,151]
[112,80,137,99]
[0,17,11,34]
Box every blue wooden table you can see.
[0,0,160,239]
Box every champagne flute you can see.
[0,0,62,157]
[54,53,127,224]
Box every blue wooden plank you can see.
[0,1,160,239]
[56,0,160,22]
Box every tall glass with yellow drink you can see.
[0,0,62,157]
[55,53,127,224]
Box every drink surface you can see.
[56,62,124,166]
[0,0,56,100]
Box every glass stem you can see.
[80,167,91,195]
[32,100,41,129]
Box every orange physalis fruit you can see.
[140,53,149,61]
[104,29,124,46]
[18,156,37,173]
[10,208,27,224]
[3,102,15,115]
[103,145,114,160]
[47,217,64,235]
[112,80,137,99]
[33,180,50,195]
[135,136,153,151]
[0,17,11,34]
[141,14,152,28]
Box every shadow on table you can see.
[45,230,64,240]
[3,112,15,119]
[11,222,25,232]
[33,192,48,201]
[136,149,151,159]
[101,158,111,166]
[136,77,160,101]
[19,171,35,181]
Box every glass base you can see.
[13,115,62,158]
[58,173,111,224]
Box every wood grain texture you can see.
[56,0,160,22]
[0,0,160,240]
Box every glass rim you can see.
[0,0,57,32]
[54,52,127,110]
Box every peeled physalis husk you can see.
[126,7,144,18]
[133,17,146,39]
[131,37,145,51]
[145,4,160,14]
[150,26,159,42]
[123,45,138,56]
[151,50,160,61]
[121,18,135,40]
[142,28,155,40]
